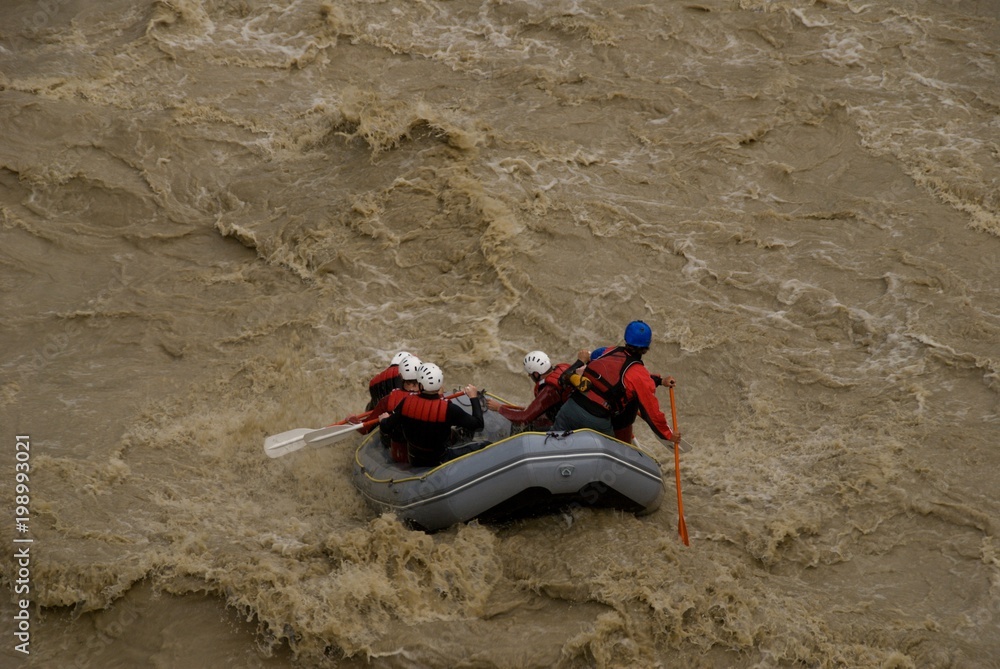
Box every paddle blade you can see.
[263,418,377,459]
[263,428,314,459]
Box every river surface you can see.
[1,0,998,667]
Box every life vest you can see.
[537,363,571,398]
[537,362,572,421]
[400,394,449,423]
[398,393,453,466]
[577,347,644,416]
[381,389,413,463]
[367,386,413,423]
[368,365,401,404]
[384,388,410,413]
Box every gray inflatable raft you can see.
[351,395,665,531]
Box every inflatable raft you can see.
[351,395,664,531]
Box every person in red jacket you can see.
[485,350,579,430]
[362,355,421,462]
[366,350,412,410]
[591,344,669,444]
[379,363,484,468]
[552,321,680,449]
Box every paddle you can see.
[332,410,374,426]
[264,418,379,459]
[263,391,467,459]
[263,404,384,459]
[668,385,690,546]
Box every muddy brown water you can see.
[1,1,998,667]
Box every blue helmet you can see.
[590,346,608,361]
[624,320,652,348]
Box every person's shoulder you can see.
[624,363,652,382]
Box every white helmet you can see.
[416,363,444,393]
[523,351,551,376]
[398,355,422,381]
[390,351,412,366]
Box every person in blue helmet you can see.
[552,320,680,449]
[585,345,639,441]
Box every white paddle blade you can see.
[263,422,369,459]
[263,428,314,459]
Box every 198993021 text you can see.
[13,435,32,655]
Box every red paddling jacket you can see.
[573,346,674,441]
[498,362,572,426]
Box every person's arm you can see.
[497,385,562,424]
[624,367,674,441]
[448,385,484,431]
[379,400,403,435]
